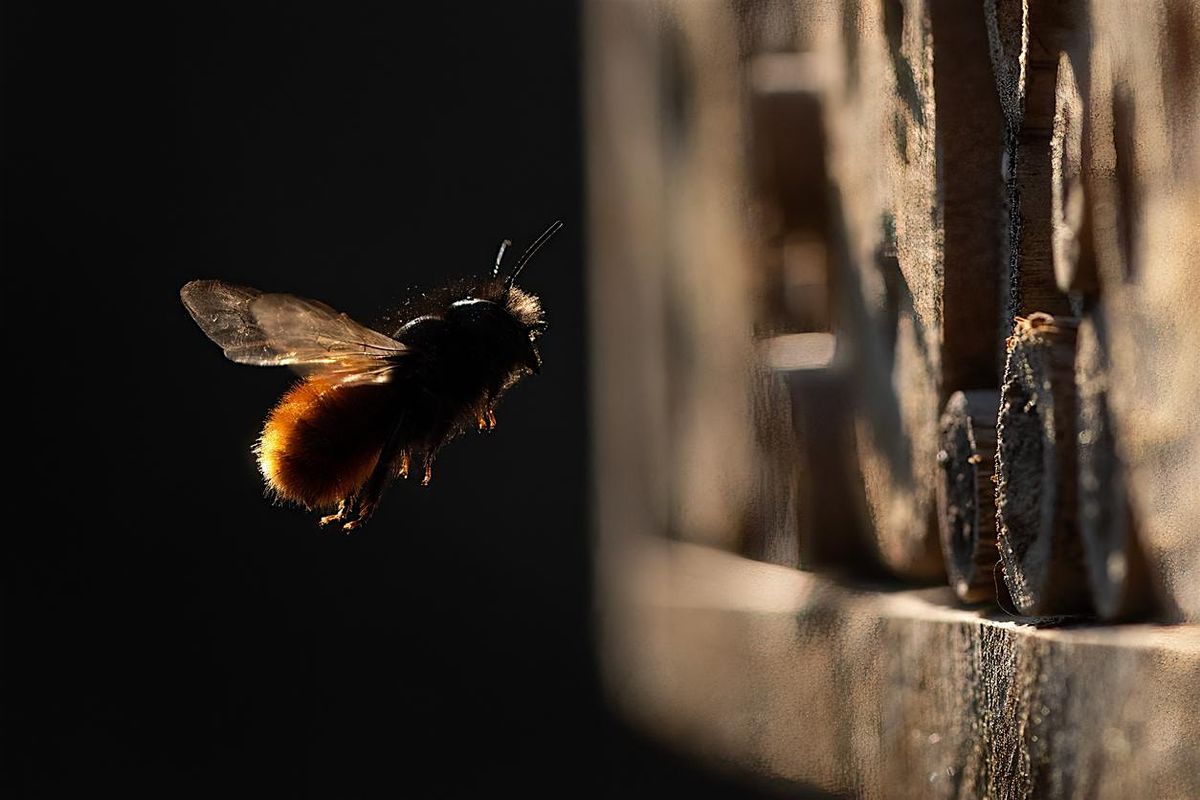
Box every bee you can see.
[181,221,561,532]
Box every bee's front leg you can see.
[476,402,497,432]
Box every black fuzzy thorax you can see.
[375,279,543,462]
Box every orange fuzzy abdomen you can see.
[257,378,397,509]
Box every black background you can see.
[3,2,774,797]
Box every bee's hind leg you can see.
[318,499,350,528]
[341,416,408,533]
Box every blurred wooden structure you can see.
[587,0,1200,796]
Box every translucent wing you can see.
[181,280,407,384]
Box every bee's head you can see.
[448,284,544,374]
[445,221,559,375]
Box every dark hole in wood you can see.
[841,0,861,92]
[1165,1,1198,108]
[1111,89,1138,281]
[659,18,693,159]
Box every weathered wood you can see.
[767,334,879,572]
[748,54,833,334]
[590,0,1200,791]
[936,390,1006,603]
[995,314,1089,615]
[826,0,937,580]
[842,243,944,579]
[1075,311,1155,620]
[982,0,1025,124]
[1082,0,1200,621]
[822,0,1008,579]
[984,0,1080,127]
[739,360,802,569]
[984,0,1076,326]
[749,54,829,239]
[930,0,1005,393]
[586,0,789,554]
[1003,124,1071,322]
[1050,51,1097,296]
[602,539,1200,800]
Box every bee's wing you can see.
[181,280,407,384]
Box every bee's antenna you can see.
[492,239,513,278]
[506,220,564,288]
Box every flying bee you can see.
[181,221,561,532]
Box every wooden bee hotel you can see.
[587,1,1200,797]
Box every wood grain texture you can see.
[779,344,878,573]
[585,0,795,556]
[1050,51,1097,296]
[1083,0,1200,621]
[1075,311,1155,620]
[589,0,1200,790]
[601,540,1200,800]
[820,0,1009,579]
[984,0,1076,327]
[936,390,1006,603]
[995,314,1089,615]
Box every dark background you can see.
[2,2,771,797]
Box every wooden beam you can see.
[600,538,1200,799]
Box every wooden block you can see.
[585,0,781,554]
[936,390,1008,603]
[600,539,1200,799]
[995,314,1089,615]
[767,333,880,573]
[749,54,830,237]
[983,0,1025,124]
[1075,311,1155,619]
[843,243,945,579]
[1083,0,1200,620]
[748,54,833,334]
[1051,51,1098,295]
[821,0,1009,579]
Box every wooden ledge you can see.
[600,539,1199,799]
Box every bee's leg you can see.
[472,390,497,432]
[342,416,408,533]
[318,499,349,528]
[476,399,497,432]
[421,458,434,486]
[417,430,450,487]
